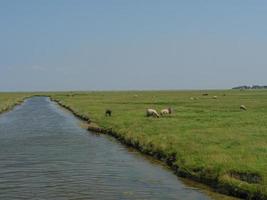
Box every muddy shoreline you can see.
[47,97,266,200]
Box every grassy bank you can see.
[49,90,267,199]
[0,93,31,114]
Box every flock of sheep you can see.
[104,93,247,118]
[190,94,247,111]
[105,107,172,118]
[146,108,172,118]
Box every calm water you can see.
[0,97,212,200]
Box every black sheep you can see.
[105,109,112,117]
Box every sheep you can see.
[213,96,218,99]
[105,109,112,116]
[240,105,247,111]
[160,107,172,116]
[146,109,160,118]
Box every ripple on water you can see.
[0,97,215,200]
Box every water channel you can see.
[0,97,232,199]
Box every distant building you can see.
[232,85,251,90]
[232,85,267,89]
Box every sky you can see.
[1,0,267,91]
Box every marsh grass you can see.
[0,93,29,114]
[1,90,266,198]
[49,90,267,198]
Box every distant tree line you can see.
[232,85,267,89]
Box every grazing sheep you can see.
[213,96,218,99]
[105,109,112,116]
[146,109,160,118]
[160,108,172,116]
[240,105,247,111]
[190,97,195,100]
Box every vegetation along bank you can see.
[1,90,266,199]
[48,90,267,199]
[0,93,31,114]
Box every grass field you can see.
[0,93,30,114]
[0,90,266,199]
[49,90,267,199]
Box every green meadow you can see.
[49,90,267,199]
[0,93,29,114]
[0,90,266,199]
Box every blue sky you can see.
[1,0,267,91]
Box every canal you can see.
[0,97,229,199]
